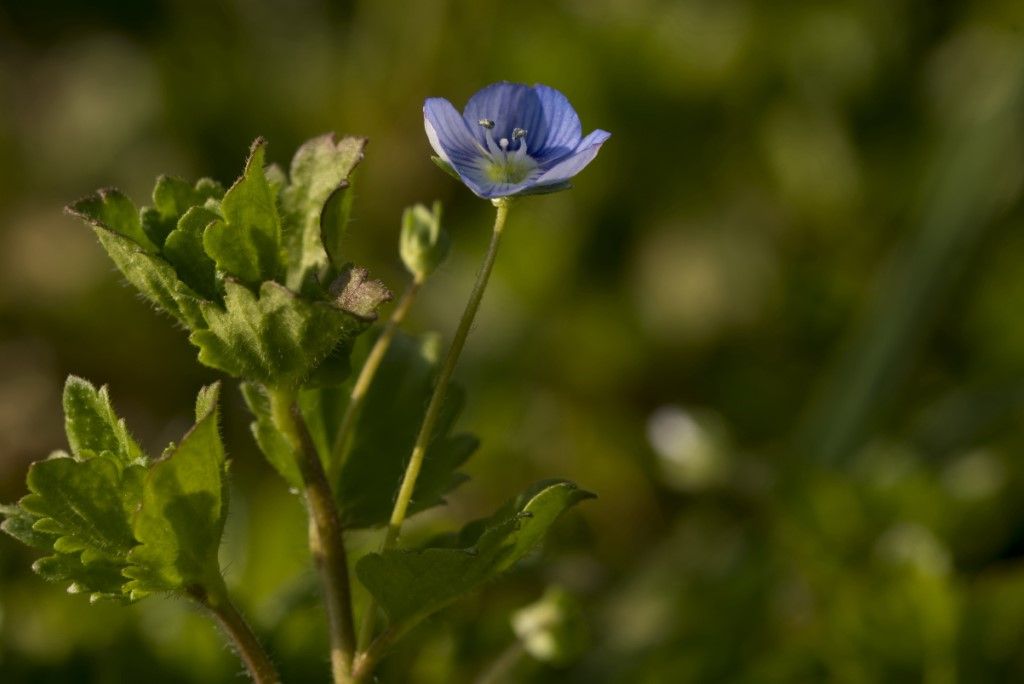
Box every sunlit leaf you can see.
[356,480,594,625]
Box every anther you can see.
[512,128,527,140]
[478,118,495,129]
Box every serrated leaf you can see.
[164,206,221,300]
[63,376,144,466]
[93,227,206,328]
[191,279,371,388]
[142,175,224,247]
[34,552,131,603]
[21,454,143,564]
[0,503,57,550]
[240,382,303,488]
[203,139,282,285]
[331,331,477,528]
[125,383,227,596]
[356,480,594,626]
[281,134,366,289]
[12,450,146,601]
[67,188,159,254]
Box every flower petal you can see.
[424,97,483,168]
[531,84,583,160]
[462,82,547,147]
[446,160,535,200]
[533,130,611,187]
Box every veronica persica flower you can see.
[424,82,610,200]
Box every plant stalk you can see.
[270,388,357,683]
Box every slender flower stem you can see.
[387,200,509,543]
[269,388,356,684]
[356,199,511,659]
[328,277,424,481]
[189,583,280,684]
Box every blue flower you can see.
[424,82,610,200]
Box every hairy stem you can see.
[328,277,423,482]
[356,199,511,660]
[269,388,356,683]
[190,583,280,684]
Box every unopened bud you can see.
[400,201,450,281]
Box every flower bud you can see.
[400,201,449,281]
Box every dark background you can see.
[2,1,1024,682]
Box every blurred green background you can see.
[2,0,1024,682]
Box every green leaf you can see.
[280,134,367,289]
[327,331,477,528]
[0,503,57,550]
[63,376,145,466]
[67,188,159,254]
[240,382,303,489]
[93,227,207,328]
[34,552,130,603]
[21,454,143,564]
[356,480,594,626]
[12,451,146,601]
[142,175,224,247]
[191,279,371,387]
[164,206,221,300]
[125,382,227,597]
[203,139,283,285]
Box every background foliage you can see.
[1,0,1024,682]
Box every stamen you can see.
[512,128,527,140]
[478,118,495,129]
[514,132,529,160]
[483,128,502,156]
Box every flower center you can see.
[476,119,537,184]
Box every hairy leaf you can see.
[14,452,145,601]
[142,176,224,247]
[192,279,371,387]
[163,206,221,300]
[63,376,145,466]
[67,188,159,254]
[126,383,227,597]
[356,480,594,625]
[203,139,282,285]
[280,134,366,288]
[94,227,207,328]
